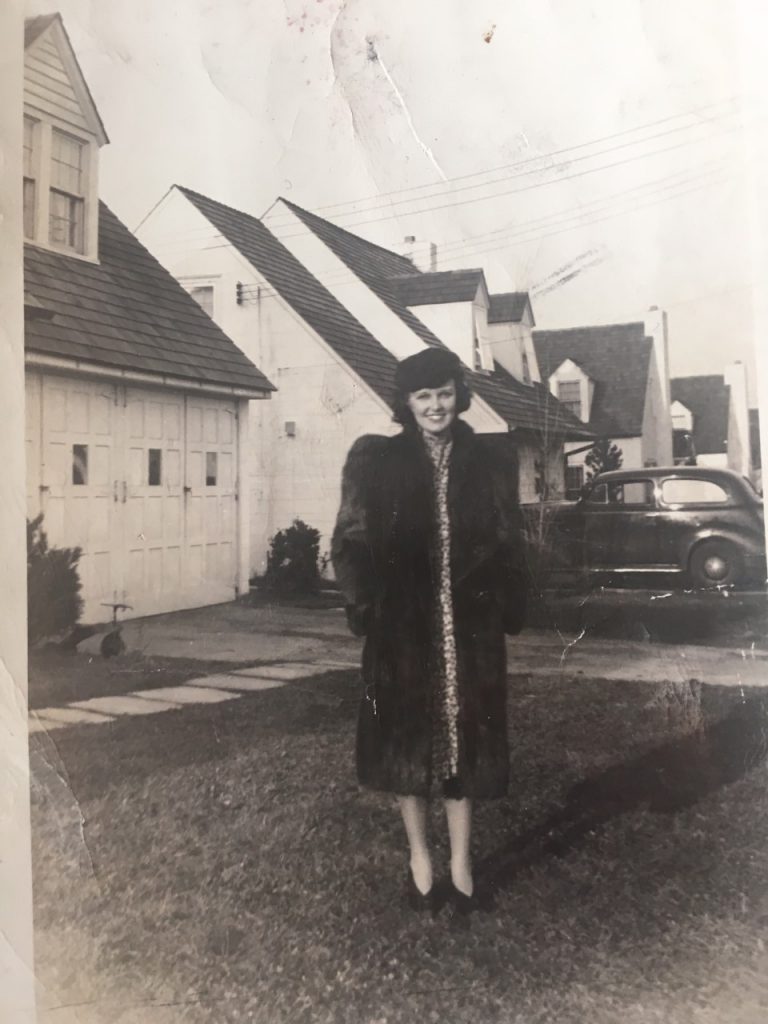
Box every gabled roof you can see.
[533,322,653,438]
[176,186,400,402]
[488,292,533,325]
[24,201,273,396]
[24,13,109,145]
[278,199,590,438]
[24,14,58,48]
[671,375,730,455]
[391,269,485,306]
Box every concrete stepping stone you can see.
[71,694,183,716]
[132,685,239,705]
[185,674,285,692]
[231,663,321,680]
[29,714,67,734]
[30,706,115,727]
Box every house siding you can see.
[24,32,91,134]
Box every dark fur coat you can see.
[331,419,528,800]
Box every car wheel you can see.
[688,540,744,588]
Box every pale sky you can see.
[25,0,763,400]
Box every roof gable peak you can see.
[24,13,108,145]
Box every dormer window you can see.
[23,117,37,239]
[49,129,86,253]
[522,352,531,385]
[558,380,582,418]
[473,331,483,371]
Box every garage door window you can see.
[661,478,729,505]
[206,451,218,486]
[148,448,162,486]
[72,443,88,485]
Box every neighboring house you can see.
[533,318,673,498]
[137,188,590,570]
[23,15,273,622]
[670,364,752,479]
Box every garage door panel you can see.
[166,449,182,487]
[188,405,202,442]
[145,497,164,542]
[30,378,242,622]
[166,405,181,440]
[90,497,111,545]
[92,394,112,435]
[91,444,112,486]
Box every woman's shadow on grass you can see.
[479,689,768,890]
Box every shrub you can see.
[27,514,83,645]
[584,439,624,481]
[264,519,323,595]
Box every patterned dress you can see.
[422,430,461,789]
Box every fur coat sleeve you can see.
[331,435,386,636]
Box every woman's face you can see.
[406,379,457,436]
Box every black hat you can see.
[394,348,464,394]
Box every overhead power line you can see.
[264,96,740,228]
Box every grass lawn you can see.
[30,657,768,1024]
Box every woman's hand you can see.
[345,603,372,637]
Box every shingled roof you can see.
[533,323,653,438]
[488,292,532,325]
[176,186,401,403]
[24,202,274,395]
[671,375,730,455]
[277,199,590,438]
[391,269,485,306]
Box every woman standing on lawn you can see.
[331,348,528,914]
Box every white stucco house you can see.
[137,188,591,572]
[23,15,274,623]
[533,316,673,497]
[671,363,752,479]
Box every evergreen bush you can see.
[27,514,83,644]
[264,518,323,595]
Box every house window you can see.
[473,332,483,371]
[205,451,218,486]
[522,352,531,385]
[72,444,88,485]
[557,380,582,419]
[190,285,214,318]
[564,464,584,500]
[23,117,36,239]
[49,129,86,253]
[148,449,162,486]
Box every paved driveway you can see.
[114,601,768,689]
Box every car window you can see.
[660,478,729,505]
[586,479,654,507]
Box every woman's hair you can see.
[392,349,472,426]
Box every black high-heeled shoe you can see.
[449,880,495,916]
[406,868,437,914]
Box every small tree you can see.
[27,514,83,644]
[264,518,322,595]
[584,438,623,481]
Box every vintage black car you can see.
[525,467,766,588]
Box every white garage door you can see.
[27,374,242,623]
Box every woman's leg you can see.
[444,797,473,896]
[398,796,432,894]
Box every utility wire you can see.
[272,116,742,236]
[264,96,739,224]
[236,169,733,302]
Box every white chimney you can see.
[724,360,751,476]
[644,306,671,408]
[401,236,438,273]
[643,305,673,465]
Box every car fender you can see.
[682,529,762,569]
